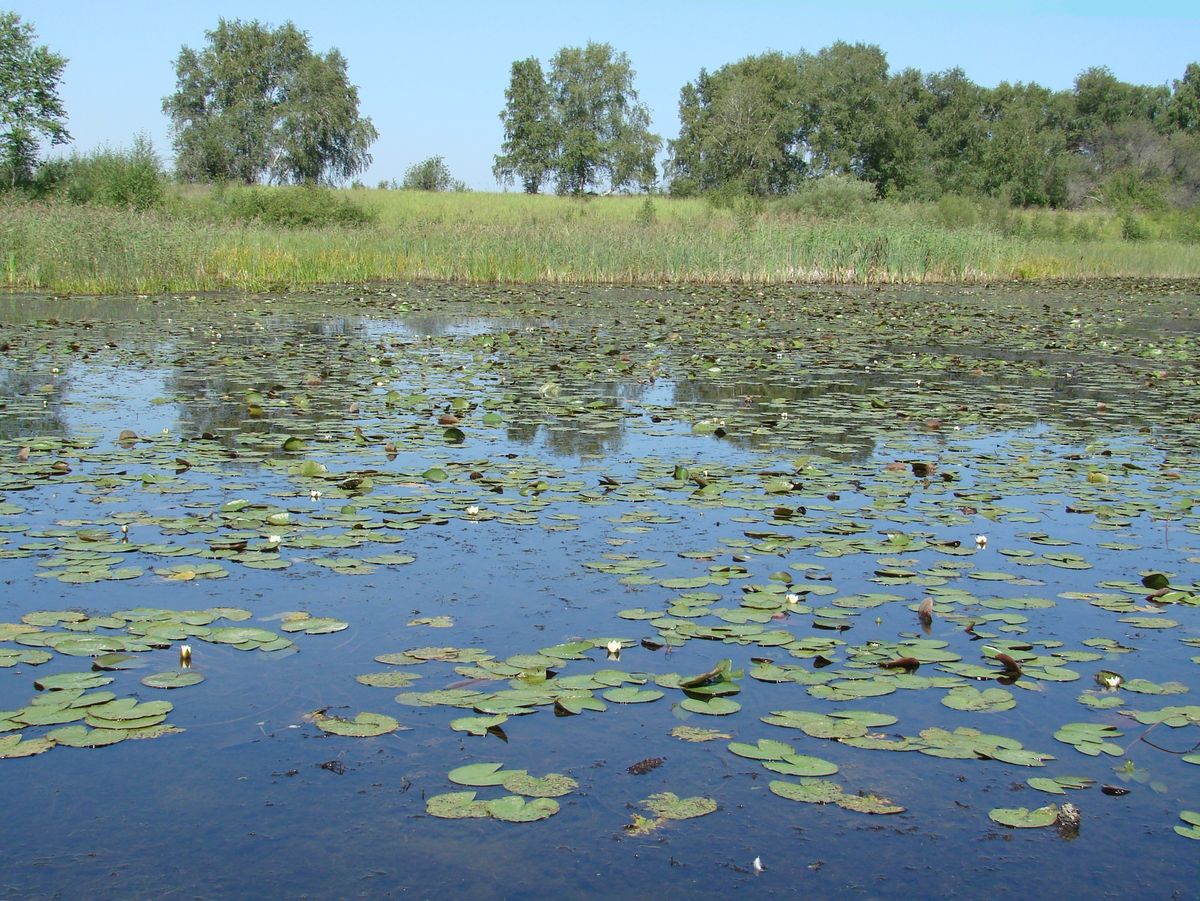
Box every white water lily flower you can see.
[785,593,800,605]
[466,505,480,516]
[309,489,322,500]
[268,534,281,544]
[975,534,988,547]
[752,856,764,874]
[179,644,192,665]
[606,640,622,655]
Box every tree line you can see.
[663,43,1200,208]
[3,10,1199,208]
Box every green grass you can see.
[4,188,1200,294]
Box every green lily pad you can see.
[485,795,560,822]
[603,687,664,704]
[761,754,840,777]
[312,710,403,737]
[141,671,206,689]
[989,805,1059,828]
[499,771,578,797]
[426,791,491,819]
[0,734,55,758]
[1175,810,1200,840]
[33,671,114,692]
[449,714,508,736]
[45,725,127,747]
[679,697,740,715]
[448,762,515,786]
[641,792,718,820]
[728,738,795,760]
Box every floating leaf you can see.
[499,771,578,797]
[485,795,559,822]
[426,791,490,819]
[312,711,402,737]
[641,792,717,820]
[140,671,205,689]
[989,805,1059,828]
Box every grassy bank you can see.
[4,187,1200,294]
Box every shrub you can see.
[212,185,376,227]
[777,175,877,220]
[31,135,165,210]
[635,196,657,226]
[1120,212,1148,241]
[402,156,467,192]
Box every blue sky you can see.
[8,1,1199,189]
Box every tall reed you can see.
[4,191,1199,295]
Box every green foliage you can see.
[494,58,558,194]
[162,18,377,185]
[6,189,1200,295]
[1168,62,1200,132]
[402,156,466,192]
[932,194,1015,233]
[635,196,657,226]
[32,135,165,211]
[208,185,376,227]
[778,175,878,220]
[0,11,70,188]
[668,44,1200,210]
[669,52,806,197]
[1120,212,1149,242]
[495,43,660,195]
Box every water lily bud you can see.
[752,856,765,874]
[179,644,192,666]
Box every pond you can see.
[0,283,1197,898]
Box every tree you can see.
[795,42,917,195]
[402,155,465,191]
[550,43,659,194]
[1168,62,1200,133]
[493,43,660,194]
[494,58,558,193]
[978,82,1072,206]
[162,19,377,185]
[668,53,806,196]
[910,67,989,197]
[0,11,70,187]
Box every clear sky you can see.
[7,1,1199,190]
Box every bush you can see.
[932,193,1016,234]
[402,156,467,192]
[635,196,657,226]
[1120,212,1149,241]
[777,175,877,220]
[212,185,376,227]
[31,135,165,210]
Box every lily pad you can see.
[312,710,403,737]
[426,791,490,819]
[641,792,718,820]
[988,805,1059,828]
[141,671,205,689]
[485,795,560,822]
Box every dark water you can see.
[0,284,1197,898]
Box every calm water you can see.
[0,284,1197,898]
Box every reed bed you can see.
[4,190,1198,294]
